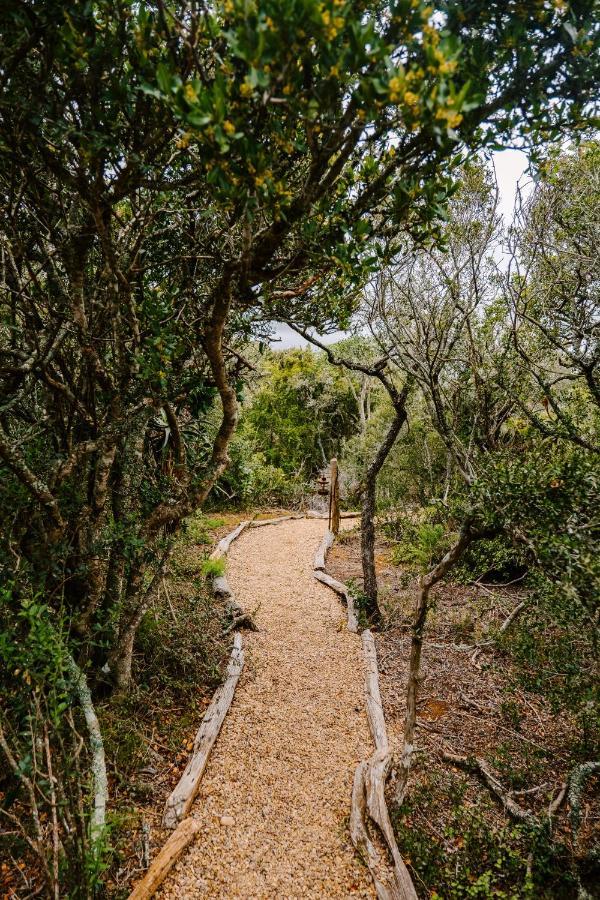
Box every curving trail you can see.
[159,518,374,899]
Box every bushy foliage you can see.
[241,349,359,476]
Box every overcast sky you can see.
[270,148,531,350]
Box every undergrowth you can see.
[98,512,231,893]
[392,774,576,899]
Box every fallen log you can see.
[313,569,358,633]
[350,630,418,900]
[306,510,360,519]
[250,514,304,527]
[209,520,250,560]
[127,817,200,900]
[163,633,244,828]
[314,529,334,570]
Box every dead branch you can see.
[442,752,536,825]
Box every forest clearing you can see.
[1,1,599,898]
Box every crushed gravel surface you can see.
[158,518,374,899]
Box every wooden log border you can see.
[163,633,244,829]
[127,818,200,900]
[310,519,416,897]
[350,630,418,900]
[132,512,364,897]
[311,523,359,633]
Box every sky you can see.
[270,148,531,350]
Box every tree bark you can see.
[109,288,238,690]
[361,409,407,618]
[65,653,108,854]
[395,525,476,805]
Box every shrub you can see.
[392,775,576,898]
[390,522,452,572]
[454,535,527,584]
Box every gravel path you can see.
[159,518,374,899]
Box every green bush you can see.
[454,535,527,584]
[0,591,109,895]
[390,522,452,572]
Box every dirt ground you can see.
[327,526,599,898]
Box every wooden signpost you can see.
[328,457,340,534]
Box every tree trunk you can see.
[361,409,407,619]
[395,525,476,805]
[109,289,238,691]
[65,653,108,854]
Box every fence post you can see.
[329,457,340,534]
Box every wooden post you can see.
[328,458,340,534]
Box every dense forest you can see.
[0,1,598,898]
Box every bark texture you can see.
[65,653,108,852]
[395,526,476,805]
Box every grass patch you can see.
[201,556,226,578]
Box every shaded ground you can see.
[328,526,599,898]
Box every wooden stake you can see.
[329,458,340,534]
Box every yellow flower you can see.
[404,90,419,107]
[176,132,192,149]
[389,75,404,103]
[223,120,235,135]
[240,81,253,97]
[184,83,198,103]
[436,108,463,128]
[265,15,274,28]
[439,59,457,74]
